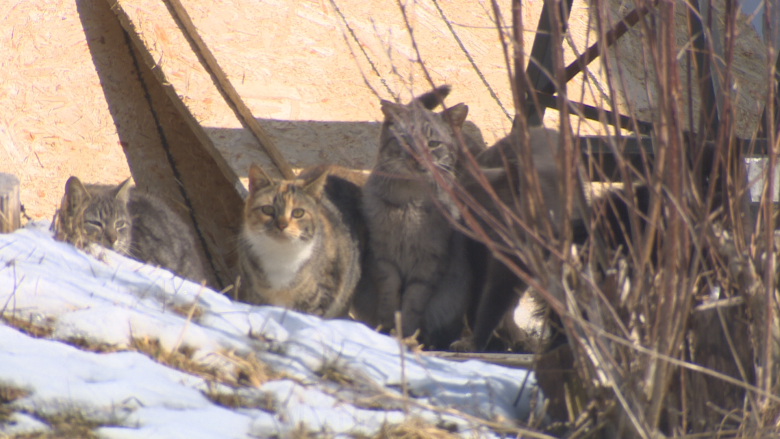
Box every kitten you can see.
[53,176,207,283]
[236,164,364,318]
[355,86,477,349]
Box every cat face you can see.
[59,177,133,255]
[376,97,468,181]
[244,165,328,243]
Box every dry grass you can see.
[167,300,205,322]
[364,417,460,439]
[202,385,276,412]
[9,408,125,439]
[1,385,124,439]
[130,336,280,401]
[0,384,29,426]
[63,336,122,353]
[217,348,280,388]
[1,314,54,339]
[316,360,355,387]
[129,336,221,381]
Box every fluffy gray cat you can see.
[53,176,207,283]
[353,86,480,349]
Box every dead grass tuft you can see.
[368,417,460,439]
[288,422,318,439]
[316,361,355,386]
[11,407,125,439]
[1,314,54,339]
[217,349,279,388]
[63,336,121,353]
[202,385,276,412]
[129,336,220,381]
[130,337,280,403]
[0,383,29,425]
[167,301,205,322]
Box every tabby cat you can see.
[354,85,479,349]
[236,164,364,318]
[53,176,207,283]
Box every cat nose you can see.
[431,147,446,160]
[276,219,288,230]
[106,228,117,245]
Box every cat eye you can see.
[115,220,127,229]
[428,140,442,148]
[84,220,103,230]
[260,205,275,215]
[291,208,305,218]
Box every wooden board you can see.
[82,0,244,288]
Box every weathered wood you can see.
[422,351,535,369]
[162,0,295,180]
[90,0,244,289]
[0,173,20,233]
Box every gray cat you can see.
[353,86,479,349]
[53,176,207,283]
[459,126,587,352]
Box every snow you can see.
[0,221,544,438]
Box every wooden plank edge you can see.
[163,0,295,180]
[107,0,248,198]
[422,351,535,369]
[0,173,21,233]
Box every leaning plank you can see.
[108,0,279,184]
[163,0,294,179]
[423,351,535,370]
[95,0,244,289]
[0,173,20,233]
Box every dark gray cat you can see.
[452,126,569,352]
[53,176,207,283]
[353,86,479,349]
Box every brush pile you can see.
[425,0,780,437]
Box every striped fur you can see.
[53,176,207,283]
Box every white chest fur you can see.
[244,227,316,291]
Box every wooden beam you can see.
[0,173,20,233]
[422,351,535,369]
[546,4,655,95]
[522,0,574,126]
[163,0,295,180]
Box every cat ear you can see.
[248,164,272,193]
[113,178,133,204]
[302,169,329,200]
[380,100,405,121]
[442,103,468,129]
[415,85,451,110]
[64,176,89,213]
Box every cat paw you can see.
[448,337,475,353]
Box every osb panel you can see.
[108,0,552,179]
[0,0,131,220]
[84,0,244,288]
